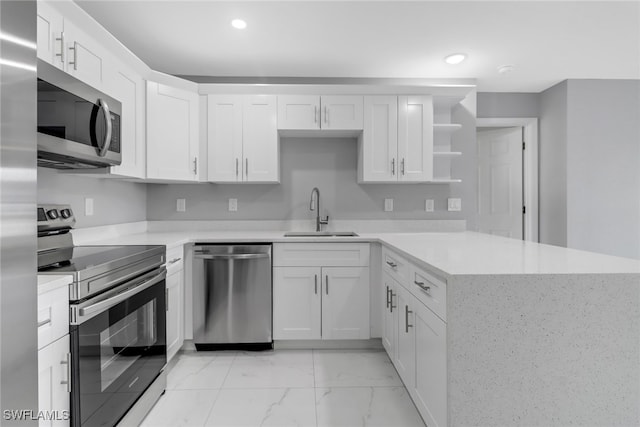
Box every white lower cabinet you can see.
[381,247,447,427]
[166,246,185,362]
[273,243,370,341]
[38,335,71,427]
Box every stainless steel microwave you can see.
[37,60,121,169]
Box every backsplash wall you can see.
[38,168,147,228]
[147,93,477,223]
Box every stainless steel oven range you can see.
[37,204,167,427]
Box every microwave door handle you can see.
[98,99,112,158]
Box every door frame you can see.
[476,118,539,243]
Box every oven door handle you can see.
[78,269,166,318]
[193,253,269,260]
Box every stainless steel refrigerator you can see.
[0,1,38,425]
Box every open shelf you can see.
[428,178,462,184]
[434,123,463,134]
[433,151,462,157]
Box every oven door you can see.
[70,268,166,427]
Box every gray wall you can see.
[38,168,147,228]
[566,80,640,259]
[539,81,568,248]
[477,92,539,118]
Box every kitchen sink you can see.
[283,231,359,237]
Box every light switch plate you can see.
[85,198,94,216]
[384,198,394,212]
[447,198,462,211]
[176,198,186,212]
[228,198,238,212]
[425,199,434,212]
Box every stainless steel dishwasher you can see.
[192,244,272,350]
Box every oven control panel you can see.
[37,204,76,233]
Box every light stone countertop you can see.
[37,274,73,294]
[73,229,640,276]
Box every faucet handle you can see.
[320,215,329,225]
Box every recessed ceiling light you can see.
[444,53,466,65]
[231,19,247,30]
[497,64,516,74]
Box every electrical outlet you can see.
[228,198,238,212]
[176,198,186,212]
[425,199,434,212]
[85,198,94,216]
[447,198,462,212]
[384,198,394,212]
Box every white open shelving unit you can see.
[431,96,464,183]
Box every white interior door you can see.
[477,127,523,239]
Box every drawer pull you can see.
[37,318,51,328]
[315,274,318,295]
[414,280,431,294]
[386,260,397,268]
[168,258,181,265]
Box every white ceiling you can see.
[75,1,640,92]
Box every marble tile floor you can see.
[141,349,426,427]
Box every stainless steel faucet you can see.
[310,187,329,232]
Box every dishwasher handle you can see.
[194,253,270,260]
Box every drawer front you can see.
[37,285,69,349]
[410,264,447,322]
[273,243,370,267]
[382,247,409,285]
[166,245,184,274]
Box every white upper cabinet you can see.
[103,62,146,178]
[37,2,106,90]
[207,94,279,183]
[147,81,200,181]
[359,95,433,183]
[37,1,65,69]
[398,95,433,182]
[277,95,363,130]
[359,96,398,182]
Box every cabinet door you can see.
[360,96,398,182]
[413,302,447,427]
[273,267,322,340]
[207,95,243,182]
[104,63,146,178]
[243,95,279,182]
[63,19,104,90]
[395,286,416,387]
[398,95,433,182]
[277,95,320,130]
[321,96,363,130]
[146,81,199,181]
[38,335,70,427]
[381,272,397,356]
[321,266,370,340]
[166,268,184,362]
[37,1,65,69]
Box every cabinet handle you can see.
[386,260,397,269]
[401,158,405,175]
[326,106,329,126]
[390,291,396,312]
[193,157,198,175]
[325,275,329,295]
[68,41,77,70]
[391,158,395,175]
[414,280,431,294]
[168,258,181,265]
[236,158,239,177]
[314,106,318,123]
[166,288,169,312]
[37,318,51,328]
[55,32,65,63]
[60,352,71,393]
[245,158,248,178]
[314,274,318,295]
[405,305,413,333]
[385,286,390,309]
